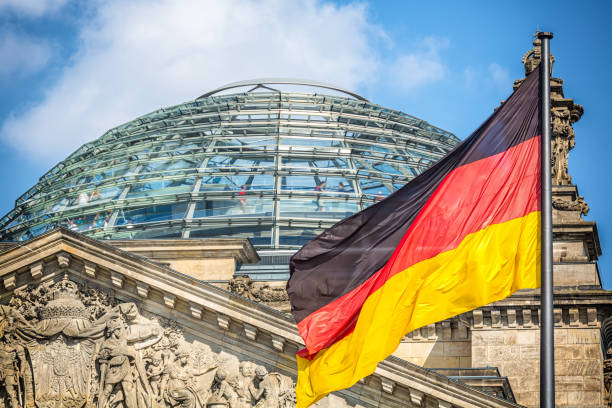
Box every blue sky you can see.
[1,0,610,286]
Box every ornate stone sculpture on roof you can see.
[518,34,585,187]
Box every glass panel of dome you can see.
[281,176,316,191]
[189,226,272,246]
[278,227,325,247]
[192,198,273,218]
[206,156,275,171]
[126,178,195,198]
[279,199,358,219]
[279,138,342,148]
[281,157,348,170]
[115,202,188,225]
[360,181,391,197]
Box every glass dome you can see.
[0,79,459,248]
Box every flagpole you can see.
[538,31,554,408]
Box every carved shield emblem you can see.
[29,335,96,408]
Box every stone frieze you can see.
[0,275,295,408]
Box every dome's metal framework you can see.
[0,80,459,248]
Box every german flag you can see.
[287,68,542,407]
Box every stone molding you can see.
[109,238,260,264]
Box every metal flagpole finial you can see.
[538,30,555,408]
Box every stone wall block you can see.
[583,344,602,359]
[567,328,600,344]
[515,392,538,407]
[555,391,568,406]
[488,345,519,361]
[443,341,471,357]
[504,360,539,378]
[566,360,600,376]
[503,330,517,345]
[556,375,585,391]
[520,345,539,360]
[517,375,539,392]
[555,360,569,376]
[471,346,487,366]
[554,344,583,360]
[567,390,600,406]
[516,330,536,345]
[583,376,602,391]
[555,328,568,344]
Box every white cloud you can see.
[1,0,388,163]
[488,62,510,88]
[0,0,68,17]
[0,30,54,78]
[387,36,448,91]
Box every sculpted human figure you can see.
[0,339,26,408]
[209,368,238,407]
[251,366,295,408]
[232,362,255,407]
[160,347,216,408]
[97,317,153,408]
[145,352,166,402]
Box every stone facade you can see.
[0,228,521,408]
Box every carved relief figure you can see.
[209,368,238,407]
[160,346,216,408]
[233,362,255,408]
[251,366,295,408]
[97,316,153,408]
[0,339,26,408]
[144,352,166,402]
[227,276,288,303]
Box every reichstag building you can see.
[0,36,610,408]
